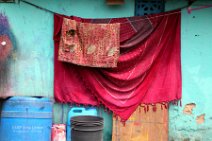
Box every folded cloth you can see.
[58,18,120,68]
[54,10,181,121]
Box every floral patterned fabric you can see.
[58,18,120,68]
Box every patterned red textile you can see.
[54,10,181,121]
[58,18,120,67]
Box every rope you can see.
[20,0,183,25]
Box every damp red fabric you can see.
[53,10,182,121]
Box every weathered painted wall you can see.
[1,0,212,141]
[0,1,134,141]
[166,1,212,140]
[0,0,134,97]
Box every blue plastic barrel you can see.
[0,96,53,141]
[67,106,97,141]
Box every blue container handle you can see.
[70,107,86,113]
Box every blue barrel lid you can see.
[1,96,53,118]
[6,96,52,102]
[1,96,53,113]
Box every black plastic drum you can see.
[71,116,104,141]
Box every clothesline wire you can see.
[20,0,183,24]
[20,0,56,14]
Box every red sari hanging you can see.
[53,10,181,121]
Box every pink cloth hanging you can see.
[53,10,182,121]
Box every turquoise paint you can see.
[167,1,212,141]
[27,0,134,18]
[0,2,53,97]
[0,0,134,97]
[1,0,212,141]
[0,1,134,141]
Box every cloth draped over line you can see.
[58,18,120,68]
[53,10,181,121]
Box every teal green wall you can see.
[0,1,134,141]
[166,1,212,141]
[0,0,134,97]
[1,0,212,141]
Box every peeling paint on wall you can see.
[168,1,212,140]
[196,114,205,124]
[0,13,16,97]
[183,103,196,115]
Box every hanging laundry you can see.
[58,18,120,68]
[53,10,181,121]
